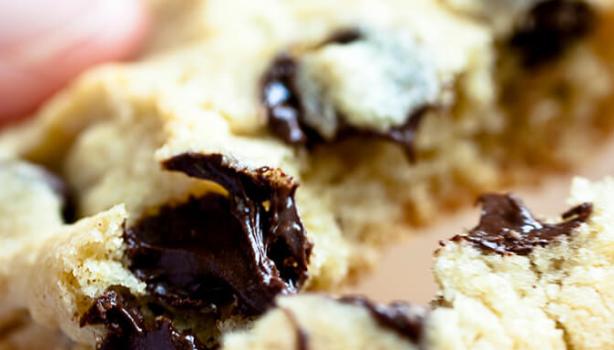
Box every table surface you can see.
[349,136,614,305]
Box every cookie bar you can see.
[1,0,614,348]
[222,177,613,349]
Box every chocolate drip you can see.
[262,47,429,162]
[120,153,312,316]
[81,287,205,350]
[459,194,592,255]
[281,308,310,350]
[339,296,425,344]
[510,0,595,67]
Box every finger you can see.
[0,0,150,125]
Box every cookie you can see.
[0,0,613,348]
[221,177,614,349]
[432,177,613,349]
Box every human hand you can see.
[0,0,149,125]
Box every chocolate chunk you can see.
[262,29,435,161]
[0,161,78,223]
[458,193,592,255]
[81,286,205,350]
[338,296,425,344]
[281,308,310,350]
[123,153,311,316]
[510,0,595,67]
[320,28,364,46]
[262,54,309,145]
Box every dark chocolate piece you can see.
[321,28,363,46]
[338,296,425,344]
[123,153,311,316]
[281,308,310,350]
[262,54,429,161]
[458,193,592,255]
[510,0,595,67]
[261,29,364,146]
[262,54,309,145]
[81,286,205,350]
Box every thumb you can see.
[0,0,149,125]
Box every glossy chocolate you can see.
[510,0,595,67]
[262,39,429,161]
[339,296,425,344]
[122,153,311,316]
[81,286,205,350]
[459,193,592,255]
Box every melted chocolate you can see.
[81,286,205,350]
[321,28,363,46]
[339,296,425,344]
[262,50,429,162]
[510,0,595,67]
[123,153,311,316]
[459,194,592,255]
[262,54,309,145]
[281,308,310,350]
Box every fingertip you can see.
[0,0,151,125]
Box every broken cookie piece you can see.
[433,177,614,349]
[118,152,311,324]
[0,152,314,349]
[221,177,614,350]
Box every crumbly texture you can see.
[221,177,614,350]
[0,161,142,349]
[26,205,145,344]
[0,0,614,348]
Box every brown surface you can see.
[350,136,614,305]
